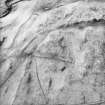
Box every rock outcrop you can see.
[0,0,105,105]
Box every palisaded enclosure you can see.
[0,0,105,105]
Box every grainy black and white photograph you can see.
[0,0,105,105]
